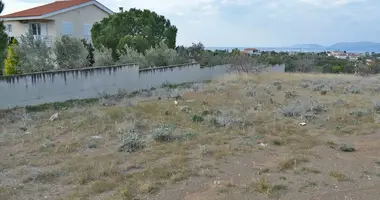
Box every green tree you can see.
[91,8,178,60]
[4,38,19,75]
[53,36,89,69]
[81,39,95,67]
[0,0,8,76]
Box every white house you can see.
[0,0,114,46]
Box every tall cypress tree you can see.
[0,0,8,76]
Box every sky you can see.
[2,0,380,47]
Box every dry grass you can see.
[2,72,380,199]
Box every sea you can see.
[205,47,373,54]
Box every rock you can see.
[49,113,59,121]
[91,135,103,139]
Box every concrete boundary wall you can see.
[0,63,284,109]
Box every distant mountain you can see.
[326,42,380,52]
[206,41,380,53]
[287,44,325,49]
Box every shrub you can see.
[373,100,380,113]
[53,36,89,69]
[192,115,204,123]
[4,38,19,75]
[345,85,360,94]
[349,108,370,117]
[94,46,115,66]
[117,45,148,67]
[145,40,178,67]
[332,66,344,73]
[118,130,145,152]
[280,99,325,117]
[14,29,55,73]
[339,143,355,152]
[152,124,176,141]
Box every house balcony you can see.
[8,35,53,47]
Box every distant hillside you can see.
[326,42,380,52]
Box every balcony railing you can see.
[34,35,53,47]
[8,35,53,47]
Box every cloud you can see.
[2,0,380,47]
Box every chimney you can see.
[119,7,123,12]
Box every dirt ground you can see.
[1,72,380,200]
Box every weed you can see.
[152,124,176,142]
[87,140,98,149]
[249,176,287,197]
[280,99,325,117]
[278,157,309,171]
[345,85,361,94]
[326,140,337,149]
[273,139,285,146]
[349,108,371,117]
[373,100,380,113]
[285,91,297,98]
[192,115,204,123]
[120,187,133,200]
[118,130,145,152]
[182,132,198,140]
[139,181,158,194]
[90,180,117,193]
[212,110,246,127]
[339,143,356,152]
[217,188,229,194]
[301,167,321,174]
[329,171,347,181]
[312,84,326,91]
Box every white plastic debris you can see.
[49,113,59,121]
[259,142,268,147]
[174,100,178,105]
[299,122,306,126]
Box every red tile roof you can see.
[0,0,93,18]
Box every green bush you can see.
[117,45,148,67]
[332,65,344,73]
[118,130,145,152]
[53,36,89,69]
[94,46,115,66]
[145,41,178,67]
[152,124,176,141]
[5,38,19,75]
[14,29,55,73]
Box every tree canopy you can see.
[91,8,178,60]
[0,0,8,75]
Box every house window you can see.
[83,24,93,42]
[29,23,41,35]
[6,24,12,33]
[62,22,74,35]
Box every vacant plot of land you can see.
[2,72,380,200]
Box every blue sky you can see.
[3,0,380,47]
